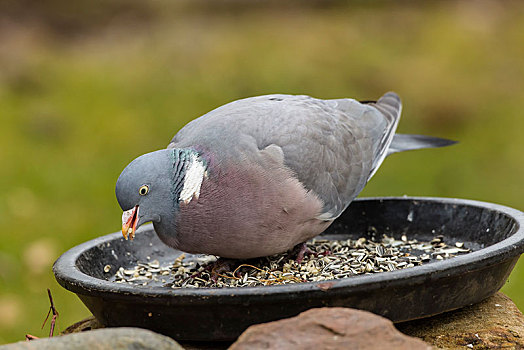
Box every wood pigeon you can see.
[116,92,455,259]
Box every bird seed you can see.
[110,234,470,288]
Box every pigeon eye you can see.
[139,185,149,196]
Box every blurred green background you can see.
[0,0,522,344]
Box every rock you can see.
[397,292,524,349]
[61,316,103,334]
[0,327,184,350]
[229,307,430,350]
[48,292,524,349]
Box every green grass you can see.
[0,2,523,344]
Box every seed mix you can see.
[109,234,469,288]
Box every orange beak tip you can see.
[121,205,139,241]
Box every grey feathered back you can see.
[169,92,402,220]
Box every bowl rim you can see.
[53,196,524,302]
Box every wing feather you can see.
[170,92,402,220]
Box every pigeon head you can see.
[115,148,207,241]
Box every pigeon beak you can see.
[122,205,139,240]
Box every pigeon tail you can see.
[387,134,457,156]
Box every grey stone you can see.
[0,327,184,350]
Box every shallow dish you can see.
[53,197,524,341]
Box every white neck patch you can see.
[179,153,207,204]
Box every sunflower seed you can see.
[110,233,471,288]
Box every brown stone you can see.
[397,292,524,349]
[229,307,430,350]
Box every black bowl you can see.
[54,197,524,341]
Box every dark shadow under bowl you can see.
[53,197,524,341]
